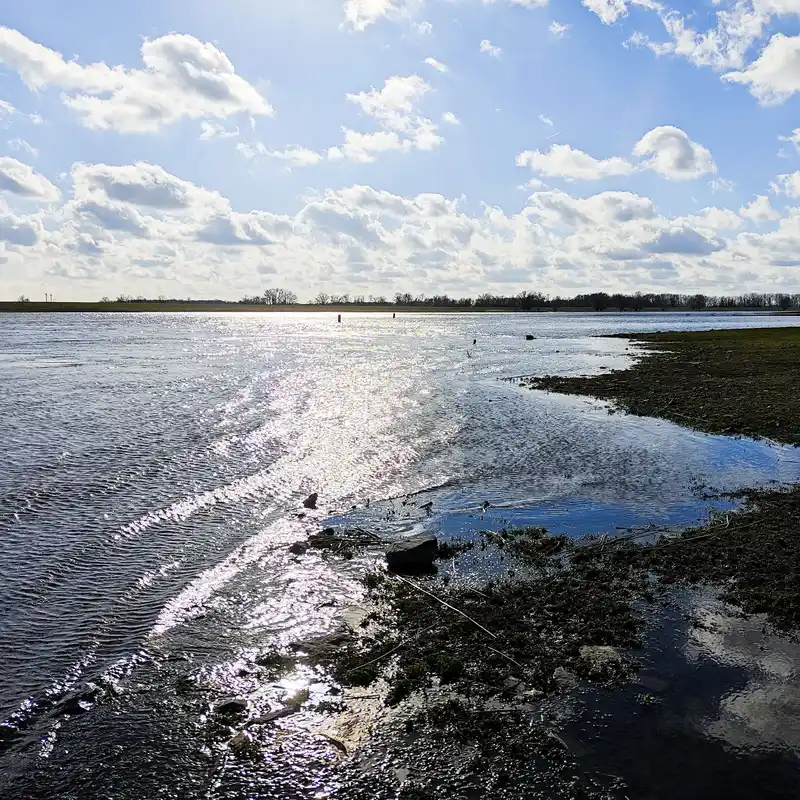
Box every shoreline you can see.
[303,326,800,796]
[1,301,795,314]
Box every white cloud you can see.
[8,138,38,158]
[424,57,448,73]
[582,0,636,25]
[740,194,779,221]
[549,21,571,38]
[480,40,503,58]
[442,111,460,125]
[0,27,272,133]
[0,156,59,200]
[779,127,800,152]
[771,169,800,197]
[343,0,420,31]
[10,157,800,302]
[264,146,325,168]
[71,161,227,215]
[539,114,554,126]
[724,33,800,104]
[518,126,715,183]
[483,0,549,7]
[709,177,735,193]
[517,144,635,180]
[199,121,240,140]
[632,126,716,180]
[413,21,434,35]
[0,99,16,117]
[337,74,443,161]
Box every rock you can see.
[303,492,319,509]
[308,528,337,548]
[579,645,621,671]
[503,676,526,693]
[288,541,309,556]
[229,730,255,754]
[552,666,578,689]
[249,705,300,725]
[290,630,354,662]
[58,687,101,716]
[215,698,248,716]
[385,534,439,573]
[526,334,536,341]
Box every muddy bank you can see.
[526,327,800,445]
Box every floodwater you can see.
[1,311,799,799]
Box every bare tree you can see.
[17,295,30,303]
[262,288,298,305]
[314,292,330,305]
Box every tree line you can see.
[239,289,800,311]
[16,289,794,310]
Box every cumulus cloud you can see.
[517,144,635,180]
[331,75,443,162]
[539,114,554,126]
[0,203,42,246]
[632,125,716,179]
[9,156,800,303]
[442,111,460,125]
[0,27,272,133]
[480,40,503,58]
[343,0,419,31]
[740,195,779,222]
[549,21,571,38]
[724,33,800,104]
[71,161,227,214]
[771,170,800,197]
[644,226,724,255]
[0,156,59,200]
[519,126,715,182]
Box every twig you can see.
[392,575,498,640]
[486,645,525,670]
[353,526,383,542]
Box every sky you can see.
[2,0,800,302]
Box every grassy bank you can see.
[528,327,800,445]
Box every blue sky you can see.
[2,0,800,301]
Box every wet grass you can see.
[526,327,800,445]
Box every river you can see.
[2,311,799,798]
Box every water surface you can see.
[2,311,799,797]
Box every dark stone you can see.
[386,534,439,573]
[303,493,319,509]
[289,630,354,662]
[215,698,248,716]
[58,687,101,716]
[288,541,309,556]
[526,334,536,341]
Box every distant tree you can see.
[17,295,30,303]
[262,288,298,305]
[779,294,792,311]
[100,296,111,303]
[314,292,330,305]
[688,293,707,311]
[394,292,413,305]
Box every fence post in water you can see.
[338,313,342,324]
